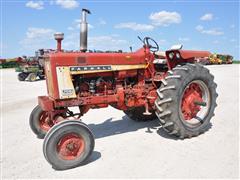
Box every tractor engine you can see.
[71,70,146,108]
[42,47,155,111]
[74,76,114,95]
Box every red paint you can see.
[178,50,211,59]
[166,50,211,69]
[57,133,85,160]
[39,45,210,123]
[57,40,62,52]
[38,96,54,111]
[181,83,203,120]
[44,48,151,99]
[39,111,52,132]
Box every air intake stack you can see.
[54,32,64,52]
[80,8,91,52]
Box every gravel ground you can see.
[1,64,239,178]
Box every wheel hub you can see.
[57,133,85,160]
[181,83,204,120]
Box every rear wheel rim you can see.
[180,80,210,125]
[57,133,85,160]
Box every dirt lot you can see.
[1,64,239,178]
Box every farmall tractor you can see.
[30,9,218,170]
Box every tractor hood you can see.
[47,48,148,66]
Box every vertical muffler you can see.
[80,8,91,52]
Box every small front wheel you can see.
[18,72,28,81]
[29,105,53,139]
[43,120,95,170]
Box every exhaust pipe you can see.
[80,8,91,52]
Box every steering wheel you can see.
[144,37,159,52]
[137,37,158,53]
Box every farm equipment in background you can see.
[0,58,7,68]
[195,54,234,65]
[16,49,54,81]
[218,54,233,64]
[209,54,223,65]
[0,57,23,68]
[30,9,218,170]
[195,57,210,65]
[16,64,45,81]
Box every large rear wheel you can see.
[155,64,218,138]
[43,121,95,170]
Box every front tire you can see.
[18,72,28,81]
[124,106,157,122]
[155,64,218,138]
[29,105,52,139]
[43,121,95,170]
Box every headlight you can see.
[176,52,181,59]
[169,52,174,59]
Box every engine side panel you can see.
[56,67,77,99]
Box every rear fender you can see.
[165,50,211,69]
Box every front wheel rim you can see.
[180,80,211,126]
[57,133,85,160]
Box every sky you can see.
[1,0,239,59]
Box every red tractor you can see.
[30,9,218,170]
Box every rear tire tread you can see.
[155,63,218,139]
